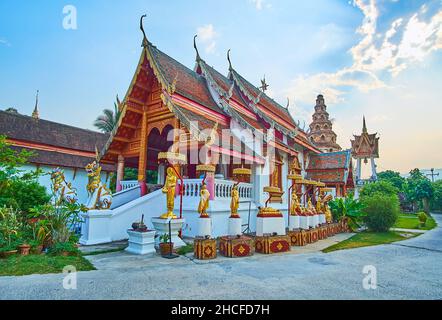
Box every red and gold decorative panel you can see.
[255,235,291,254]
[318,226,328,240]
[194,239,217,260]
[219,236,254,258]
[287,230,307,247]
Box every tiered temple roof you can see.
[308,95,341,153]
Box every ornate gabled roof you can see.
[227,64,298,134]
[351,117,379,159]
[193,47,268,139]
[306,150,354,184]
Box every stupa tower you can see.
[308,95,341,153]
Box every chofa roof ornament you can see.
[140,14,148,47]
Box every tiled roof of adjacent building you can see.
[0,110,114,171]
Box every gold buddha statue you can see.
[230,184,240,218]
[198,183,211,218]
[160,167,178,219]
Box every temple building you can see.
[306,150,355,197]
[0,108,113,203]
[308,95,341,153]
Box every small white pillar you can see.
[151,218,186,248]
[288,216,300,230]
[299,216,309,230]
[256,217,286,236]
[197,217,212,237]
[228,217,242,236]
[126,230,156,255]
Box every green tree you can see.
[378,170,406,191]
[0,135,50,213]
[360,180,399,199]
[431,180,442,212]
[93,97,122,133]
[405,169,434,213]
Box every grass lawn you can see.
[393,213,437,230]
[0,254,95,277]
[323,231,418,253]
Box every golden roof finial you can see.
[140,14,148,47]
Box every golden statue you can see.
[307,198,317,216]
[160,167,177,219]
[230,185,240,218]
[290,191,302,216]
[323,194,333,223]
[271,165,279,188]
[198,183,211,218]
[316,196,324,214]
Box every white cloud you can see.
[0,38,11,47]
[197,24,218,54]
[249,0,271,10]
[284,0,442,105]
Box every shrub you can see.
[418,212,427,226]
[329,195,364,231]
[362,194,400,232]
[0,179,50,214]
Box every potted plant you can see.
[18,242,31,256]
[418,212,427,228]
[159,233,173,256]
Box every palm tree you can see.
[94,97,122,133]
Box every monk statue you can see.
[307,198,317,216]
[160,167,177,219]
[198,183,211,218]
[316,196,324,214]
[323,194,333,223]
[230,184,240,218]
[290,191,302,216]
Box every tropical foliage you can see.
[329,195,365,231]
[93,97,122,133]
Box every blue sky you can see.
[1,0,441,174]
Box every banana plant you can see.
[329,195,365,231]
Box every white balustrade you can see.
[120,180,139,191]
[181,179,253,200]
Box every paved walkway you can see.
[1,215,441,300]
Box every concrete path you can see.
[1,215,441,300]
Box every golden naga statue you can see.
[50,168,78,206]
[230,185,240,218]
[290,191,302,216]
[160,167,178,219]
[85,161,112,210]
[198,183,211,218]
